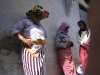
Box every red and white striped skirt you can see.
[21,48,45,75]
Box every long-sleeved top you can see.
[55,32,72,48]
[76,29,90,45]
[11,19,47,40]
[11,19,47,54]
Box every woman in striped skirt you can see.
[11,5,49,75]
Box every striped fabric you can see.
[22,48,45,75]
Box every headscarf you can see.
[26,5,49,24]
[58,22,70,35]
[77,20,88,37]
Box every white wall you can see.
[0,0,80,75]
[79,8,88,24]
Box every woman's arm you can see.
[11,19,33,47]
[11,19,26,35]
[17,33,33,47]
[55,33,67,48]
[83,29,91,46]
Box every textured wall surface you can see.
[0,0,80,75]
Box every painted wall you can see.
[0,0,80,75]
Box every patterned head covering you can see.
[26,5,49,18]
[58,22,70,35]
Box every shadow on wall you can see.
[0,36,22,56]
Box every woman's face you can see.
[78,23,84,29]
[64,26,69,31]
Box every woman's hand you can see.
[23,38,33,47]
[17,33,33,47]
[83,40,89,46]
[67,41,72,48]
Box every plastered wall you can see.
[0,0,80,75]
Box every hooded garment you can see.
[58,22,70,35]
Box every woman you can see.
[11,5,49,75]
[55,22,76,75]
[76,20,90,73]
